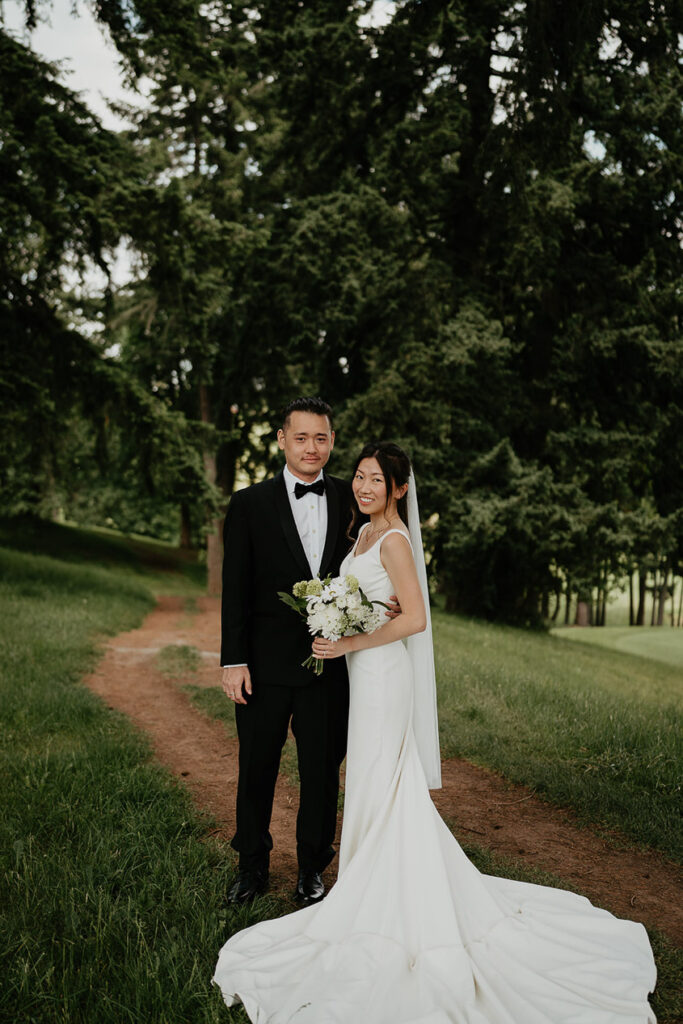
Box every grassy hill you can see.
[0,519,678,1022]
[433,611,682,863]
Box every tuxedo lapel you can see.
[319,473,340,578]
[274,471,312,578]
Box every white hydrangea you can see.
[304,574,385,642]
[328,578,347,599]
[282,572,387,672]
[307,601,346,641]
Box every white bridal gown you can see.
[214,529,657,1024]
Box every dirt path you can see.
[85,596,683,945]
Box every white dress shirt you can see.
[283,464,328,579]
[222,465,328,668]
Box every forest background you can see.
[1,0,681,628]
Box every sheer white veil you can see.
[405,471,442,789]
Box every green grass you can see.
[0,523,271,1023]
[552,624,683,669]
[0,515,206,596]
[158,644,203,677]
[433,610,682,863]
[184,685,237,741]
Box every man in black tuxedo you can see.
[220,397,354,905]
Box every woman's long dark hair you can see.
[347,442,412,540]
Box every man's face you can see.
[277,412,335,482]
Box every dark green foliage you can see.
[0,26,219,535]
[2,0,682,616]
[0,30,121,515]
[247,0,682,622]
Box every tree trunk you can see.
[200,382,223,598]
[656,567,669,627]
[205,516,223,597]
[44,463,62,522]
[575,600,590,627]
[564,578,571,625]
[598,561,610,626]
[628,572,634,626]
[636,569,646,626]
[540,589,550,620]
[650,569,657,626]
[677,577,683,628]
[179,502,193,549]
[550,590,560,622]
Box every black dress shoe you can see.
[228,868,269,905]
[294,869,325,904]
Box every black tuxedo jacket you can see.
[221,470,355,688]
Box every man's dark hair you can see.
[282,396,333,430]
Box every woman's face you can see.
[352,457,389,516]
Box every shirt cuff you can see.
[222,663,248,668]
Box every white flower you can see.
[297,572,385,651]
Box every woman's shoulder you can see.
[379,528,413,554]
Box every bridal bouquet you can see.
[278,574,387,674]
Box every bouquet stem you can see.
[302,654,324,675]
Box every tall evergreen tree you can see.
[4,0,680,618]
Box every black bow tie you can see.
[294,479,326,499]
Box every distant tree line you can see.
[1,0,681,625]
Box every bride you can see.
[214,442,657,1023]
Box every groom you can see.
[221,397,356,905]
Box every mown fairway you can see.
[552,623,683,670]
[1,521,679,1023]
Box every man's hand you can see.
[385,594,401,619]
[221,666,252,705]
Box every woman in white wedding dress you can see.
[214,442,657,1024]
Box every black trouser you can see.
[232,672,349,874]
